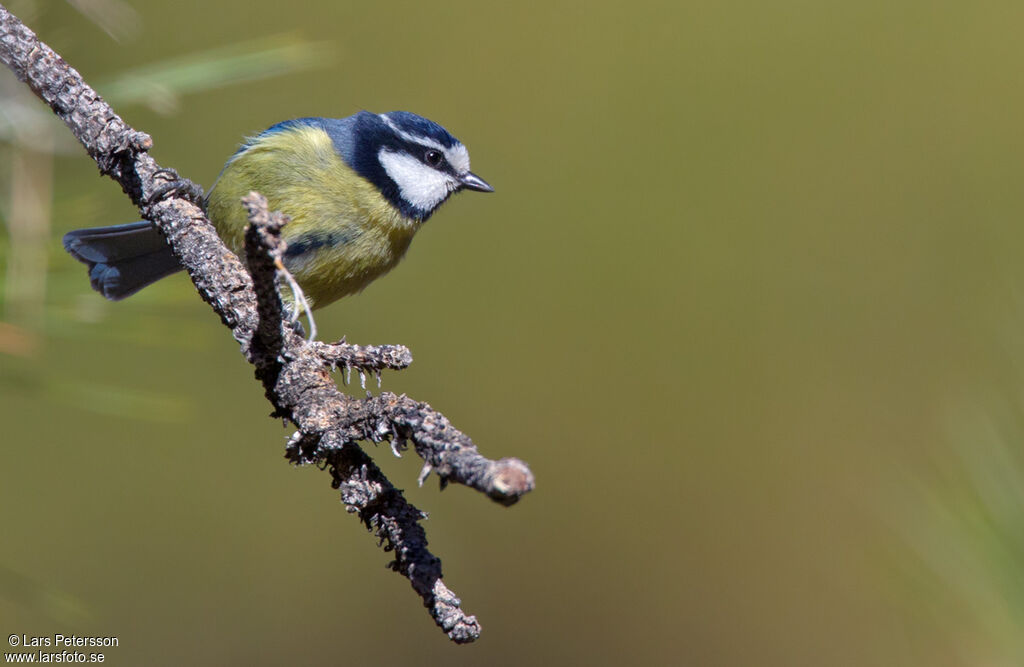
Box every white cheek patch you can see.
[379,148,456,212]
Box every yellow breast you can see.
[206,125,420,309]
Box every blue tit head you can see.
[306,111,493,221]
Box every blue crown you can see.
[383,111,460,148]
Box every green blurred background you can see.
[3,0,1024,664]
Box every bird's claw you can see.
[275,257,318,341]
[148,168,205,207]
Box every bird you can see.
[63,110,493,330]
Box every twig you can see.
[0,5,533,643]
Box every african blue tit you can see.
[63,111,493,311]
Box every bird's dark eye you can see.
[424,149,443,168]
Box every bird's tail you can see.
[62,221,183,301]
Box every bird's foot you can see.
[148,168,205,207]
[276,257,318,341]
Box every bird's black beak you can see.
[459,172,494,192]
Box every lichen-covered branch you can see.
[0,4,533,643]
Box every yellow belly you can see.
[206,124,419,309]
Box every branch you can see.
[0,6,533,643]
